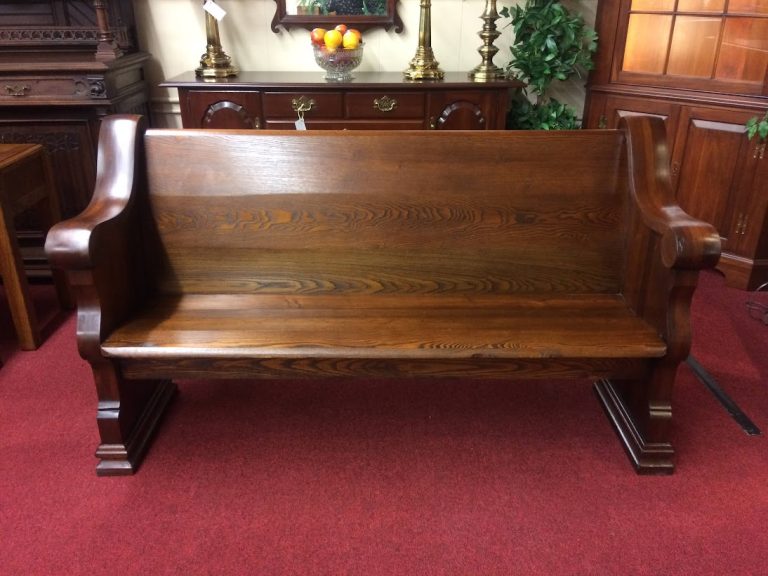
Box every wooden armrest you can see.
[45,115,147,270]
[44,115,150,353]
[620,115,721,270]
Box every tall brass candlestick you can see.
[196,1,238,78]
[469,0,506,81]
[404,0,444,81]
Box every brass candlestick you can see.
[404,0,444,81]
[196,1,238,78]
[469,0,506,81]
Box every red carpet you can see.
[1,271,766,575]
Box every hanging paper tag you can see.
[295,117,307,131]
[203,0,227,21]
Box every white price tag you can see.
[203,0,227,21]
[295,117,307,131]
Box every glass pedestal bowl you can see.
[313,45,363,82]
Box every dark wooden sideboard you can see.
[0,0,150,277]
[162,72,520,130]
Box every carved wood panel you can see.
[0,0,138,49]
[185,92,262,130]
[0,120,97,220]
[427,92,496,131]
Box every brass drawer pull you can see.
[5,85,30,97]
[291,96,315,113]
[373,96,397,113]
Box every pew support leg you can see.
[91,363,177,476]
[594,378,675,475]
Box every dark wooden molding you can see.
[271,0,404,33]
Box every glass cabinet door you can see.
[618,0,768,95]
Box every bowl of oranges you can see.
[311,24,363,82]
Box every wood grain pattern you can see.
[102,294,666,359]
[145,130,626,295]
[120,357,651,381]
[44,114,721,475]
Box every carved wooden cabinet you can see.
[584,0,768,290]
[0,0,150,277]
[162,72,519,131]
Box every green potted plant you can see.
[746,111,768,142]
[500,0,597,130]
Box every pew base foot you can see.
[594,378,675,475]
[95,379,177,476]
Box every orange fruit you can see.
[335,24,348,34]
[324,29,343,49]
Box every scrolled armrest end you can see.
[45,220,96,271]
[661,222,721,270]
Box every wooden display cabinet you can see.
[585,0,768,289]
[0,0,150,277]
[162,72,520,131]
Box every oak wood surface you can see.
[102,294,666,359]
[45,114,721,475]
[145,129,626,296]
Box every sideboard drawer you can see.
[264,120,426,130]
[346,92,424,119]
[0,76,92,101]
[263,92,343,119]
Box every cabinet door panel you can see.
[598,96,681,181]
[730,139,768,258]
[183,91,261,129]
[601,95,679,141]
[672,107,756,251]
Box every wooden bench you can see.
[45,115,721,476]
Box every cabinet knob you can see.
[291,96,315,114]
[429,116,437,130]
[5,85,30,97]
[671,161,680,176]
[373,96,397,113]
